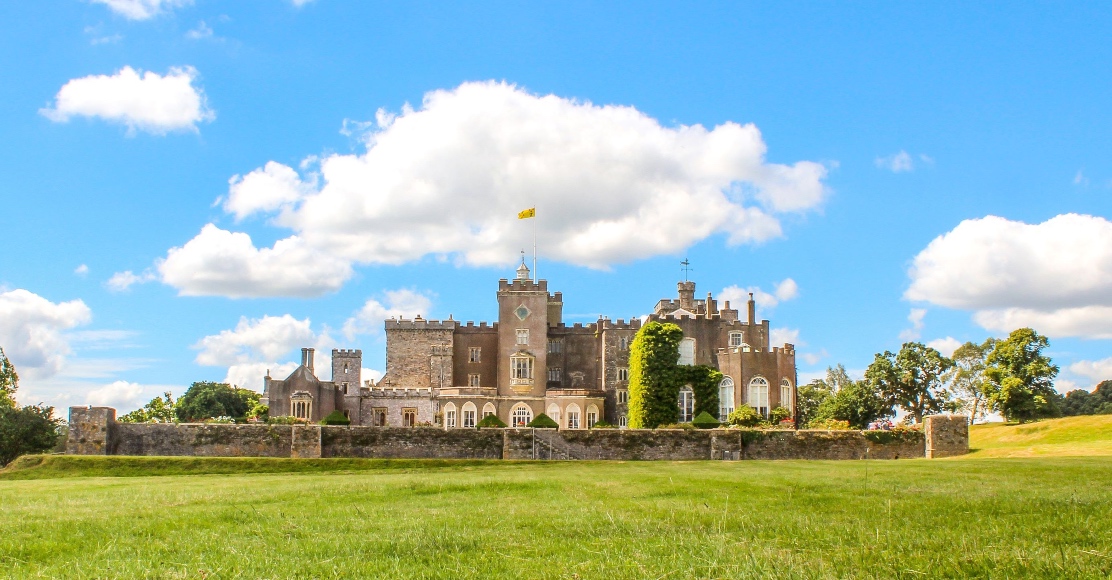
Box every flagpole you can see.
[532,206,537,283]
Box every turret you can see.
[678,281,695,311]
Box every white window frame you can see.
[547,403,561,425]
[616,367,629,382]
[566,403,581,429]
[729,332,744,347]
[462,402,477,428]
[510,355,534,385]
[678,386,694,422]
[719,377,735,422]
[511,404,533,427]
[482,402,496,418]
[469,347,481,363]
[617,389,628,404]
[468,373,481,387]
[587,405,599,428]
[678,338,696,366]
[748,376,770,418]
[781,378,793,412]
[444,403,457,429]
[516,328,529,345]
[619,415,628,428]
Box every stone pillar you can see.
[67,406,116,455]
[924,414,969,458]
[291,425,322,458]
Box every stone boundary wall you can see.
[67,407,967,461]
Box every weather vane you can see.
[681,258,693,281]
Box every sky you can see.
[2,0,1111,413]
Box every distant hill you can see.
[970,415,1112,457]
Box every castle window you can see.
[566,404,581,429]
[373,408,387,427]
[341,382,349,395]
[403,408,417,427]
[547,339,562,353]
[462,403,477,428]
[617,389,628,404]
[482,403,496,418]
[548,367,562,382]
[468,373,481,387]
[619,336,629,350]
[547,403,561,425]
[444,403,457,429]
[781,378,793,412]
[343,362,349,373]
[678,338,696,366]
[678,386,694,423]
[729,332,744,347]
[514,305,531,320]
[469,347,481,363]
[516,329,529,345]
[619,415,628,428]
[617,367,629,382]
[719,377,735,422]
[748,377,770,418]
[510,355,534,385]
[511,404,533,427]
[291,393,313,421]
[587,405,599,428]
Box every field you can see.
[1,416,1111,579]
[969,414,1112,457]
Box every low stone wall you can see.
[67,407,967,461]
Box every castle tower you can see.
[332,349,362,396]
[678,281,696,311]
[497,259,550,397]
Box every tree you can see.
[174,382,258,422]
[0,347,19,409]
[675,364,722,420]
[1061,381,1112,416]
[796,379,833,428]
[866,342,953,424]
[984,328,1060,423]
[118,391,177,423]
[814,379,890,429]
[628,321,684,428]
[948,339,996,424]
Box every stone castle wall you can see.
[68,407,967,460]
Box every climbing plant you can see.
[628,322,683,429]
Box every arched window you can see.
[719,377,735,421]
[780,378,793,413]
[678,385,694,422]
[482,402,496,418]
[462,402,477,429]
[586,404,599,428]
[748,377,770,418]
[619,415,628,428]
[566,403,581,429]
[678,338,696,366]
[444,402,457,429]
[546,403,561,425]
[511,404,533,427]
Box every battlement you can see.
[386,318,460,330]
[598,317,643,330]
[497,278,549,292]
[333,348,362,356]
[364,385,437,398]
[458,321,498,331]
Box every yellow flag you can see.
[518,207,536,219]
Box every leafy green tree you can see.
[984,328,1060,423]
[628,321,684,428]
[866,342,953,424]
[814,379,890,429]
[796,379,833,428]
[0,347,19,409]
[174,382,258,422]
[118,391,177,423]
[948,339,996,424]
[1061,381,1112,416]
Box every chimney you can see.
[747,292,756,325]
[307,348,315,374]
[301,348,309,367]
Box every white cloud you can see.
[185,20,213,40]
[211,81,826,277]
[74,264,89,276]
[801,349,829,366]
[1073,170,1090,187]
[926,336,963,357]
[91,0,192,20]
[770,327,800,347]
[86,380,144,408]
[907,214,1112,339]
[41,66,213,135]
[223,162,314,221]
[1068,357,1112,385]
[899,308,927,341]
[343,289,434,340]
[719,278,799,315]
[225,362,299,391]
[875,150,914,173]
[0,290,92,378]
[106,269,157,292]
[194,314,315,367]
[155,224,353,298]
[291,0,317,6]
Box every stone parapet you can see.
[924,414,969,458]
[67,407,116,455]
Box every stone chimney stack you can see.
[678,281,696,311]
[307,348,315,374]
[747,292,756,325]
[301,347,316,374]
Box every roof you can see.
[282,365,321,389]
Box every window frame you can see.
[468,347,481,363]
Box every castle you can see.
[262,262,797,428]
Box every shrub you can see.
[0,405,62,466]
[656,422,695,430]
[591,420,616,429]
[267,415,304,425]
[809,418,852,430]
[204,416,236,424]
[727,406,762,427]
[476,414,507,428]
[527,413,559,428]
[320,410,351,425]
[769,406,792,424]
[692,411,721,429]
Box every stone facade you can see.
[68,407,968,460]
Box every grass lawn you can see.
[2,455,1112,578]
[970,415,1112,457]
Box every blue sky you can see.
[2,0,1111,411]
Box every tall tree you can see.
[796,379,833,428]
[0,347,18,409]
[815,378,890,429]
[175,382,257,422]
[866,342,953,424]
[984,328,1059,423]
[628,321,683,429]
[948,339,996,424]
[118,392,177,423]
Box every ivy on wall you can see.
[628,321,721,428]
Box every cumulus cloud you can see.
[225,362,299,391]
[1068,357,1112,385]
[875,151,914,173]
[194,314,315,367]
[106,269,157,292]
[223,162,314,221]
[343,289,434,340]
[91,0,192,20]
[899,308,927,341]
[926,336,963,357]
[0,290,92,378]
[907,214,1112,339]
[41,66,213,135]
[719,278,799,315]
[86,380,144,408]
[74,264,89,276]
[770,327,800,347]
[185,20,214,40]
[155,224,353,298]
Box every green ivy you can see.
[628,321,721,429]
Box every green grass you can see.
[970,414,1112,457]
[2,456,1112,578]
